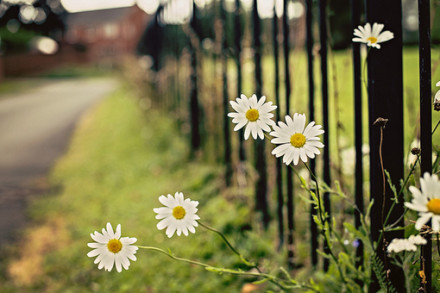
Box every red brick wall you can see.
[0,47,89,77]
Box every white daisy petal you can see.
[432,217,440,232]
[284,150,295,165]
[154,192,199,238]
[87,223,138,272]
[293,113,306,133]
[158,195,173,207]
[166,222,177,238]
[415,212,432,230]
[371,23,384,37]
[106,223,114,238]
[233,119,247,131]
[244,124,251,140]
[91,232,108,244]
[405,202,428,213]
[115,254,123,272]
[272,144,290,156]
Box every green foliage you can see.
[371,256,397,293]
[0,27,37,52]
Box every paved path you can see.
[0,77,118,246]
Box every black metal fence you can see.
[144,0,436,291]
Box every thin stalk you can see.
[379,125,386,240]
[138,246,287,290]
[198,221,255,266]
[303,162,324,225]
[295,163,346,285]
[379,154,421,245]
[432,119,440,135]
[138,246,209,268]
[362,48,372,90]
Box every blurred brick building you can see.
[1,5,150,78]
[64,5,149,62]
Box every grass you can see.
[38,64,114,79]
[196,47,440,167]
[0,64,111,96]
[0,78,46,95]
[0,84,283,292]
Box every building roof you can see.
[66,6,141,28]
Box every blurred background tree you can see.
[0,0,66,53]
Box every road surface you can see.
[0,77,118,246]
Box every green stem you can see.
[137,246,299,291]
[198,221,255,266]
[138,246,209,268]
[378,154,421,245]
[296,163,346,284]
[301,162,325,225]
[264,132,272,141]
[432,119,440,135]
[362,47,372,90]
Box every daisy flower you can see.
[405,172,440,231]
[228,94,277,140]
[154,192,200,238]
[352,22,394,49]
[87,223,138,272]
[270,113,324,165]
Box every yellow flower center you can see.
[245,109,259,122]
[107,239,122,253]
[290,133,306,148]
[427,198,440,215]
[173,206,186,219]
[367,36,378,44]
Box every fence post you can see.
[418,0,432,291]
[283,0,296,268]
[252,0,270,229]
[305,0,318,268]
[351,0,364,272]
[189,0,201,156]
[220,0,232,186]
[273,1,284,249]
[365,0,405,291]
[318,0,331,272]
[234,0,246,162]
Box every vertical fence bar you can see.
[365,0,405,291]
[305,0,318,268]
[220,0,232,186]
[319,0,331,272]
[234,0,246,162]
[273,1,284,249]
[351,0,364,271]
[252,0,270,228]
[189,0,201,156]
[283,0,295,268]
[418,0,432,291]
[174,24,182,128]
